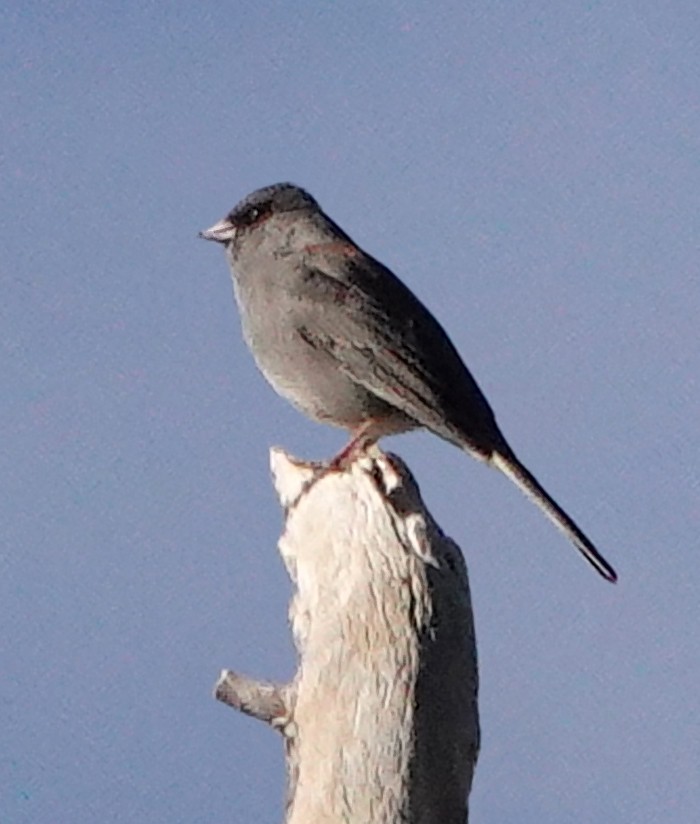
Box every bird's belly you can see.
[233,273,416,433]
[253,332,378,425]
[239,320,403,432]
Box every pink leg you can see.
[328,420,379,470]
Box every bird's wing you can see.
[293,255,503,453]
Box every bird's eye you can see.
[235,204,270,228]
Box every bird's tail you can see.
[490,449,617,583]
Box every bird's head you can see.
[199,183,319,246]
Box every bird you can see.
[200,183,617,583]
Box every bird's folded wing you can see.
[294,259,499,449]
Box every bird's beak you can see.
[199,217,237,243]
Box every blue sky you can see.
[2,2,699,821]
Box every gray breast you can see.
[230,267,398,429]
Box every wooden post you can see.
[215,447,479,823]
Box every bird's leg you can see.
[328,420,379,471]
[297,422,378,499]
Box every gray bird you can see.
[200,183,617,583]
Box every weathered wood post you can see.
[216,447,479,823]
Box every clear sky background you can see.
[2,2,698,822]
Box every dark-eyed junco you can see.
[201,183,616,583]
